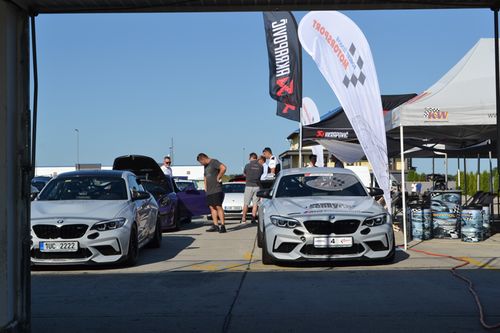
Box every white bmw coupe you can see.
[31,170,160,266]
[257,168,395,265]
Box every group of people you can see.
[160,149,345,234]
[196,147,280,234]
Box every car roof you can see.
[54,170,133,178]
[279,167,357,176]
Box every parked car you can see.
[257,168,395,265]
[175,179,198,192]
[30,170,160,266]
[31,176,52,192]
[220,182,252,219]
[113,155,209,230]
[31,185,40,201]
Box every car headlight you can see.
[363,214,388,227]
[91,218,127,232]
[270,215,299,229]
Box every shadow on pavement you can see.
[31,235,195,272]
[270,249,410,268]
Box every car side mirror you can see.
[30,192,38,201]
[368,187,384,197]
[132,190,150,201]
[257,189,272,199]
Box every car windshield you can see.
[223,183,245,193]
[176,181,193,191]
[275,173,367,198]
[38,176,128,201]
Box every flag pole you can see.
[299,109,303,168]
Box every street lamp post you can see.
[74,129,80,169]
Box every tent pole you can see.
[477,154,480,192]
[432,157,435,189]
[464,157,468,202]
[400,126,407,251]
[489,149,493,193]
[494,8,500,179]
[445,153,448,189]
[457,158,460,189]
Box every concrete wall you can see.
[0,2,30,331]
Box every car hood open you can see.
[113,155,165,183]
[32,200,130,220]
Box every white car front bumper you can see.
[30,221,132,265]
[264,218,394,262]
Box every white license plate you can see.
[225,206,242,211]
[39,241,79,252]
[314,237,353,248]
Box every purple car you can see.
[113,155,209,231]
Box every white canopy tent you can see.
[387,38,499,249]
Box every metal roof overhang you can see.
[9,0,500,14]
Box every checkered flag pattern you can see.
[342,43,366,88]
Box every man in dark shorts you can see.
[197,153,227,233]
[241,152,263,224]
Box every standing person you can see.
[307,154,317,168]
[416,182,422,196]
[411,182,417,194]
[258,155,269,180]
[262,147,280,177]
[197,153,227,233]
[330,155,345,168]
[241,153,263,224]
[160,156,173,177]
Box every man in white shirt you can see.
[262,147,280,177]
[258,156,269,180]
[160,156,173,177]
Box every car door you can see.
[128,175,150,242]
[173,178,210,218]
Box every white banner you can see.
[298,11,391,207]
[302,97,324,167]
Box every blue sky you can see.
[33,9,495,174]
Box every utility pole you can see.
[74,129,80,169]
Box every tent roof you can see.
[388,38,498,131]
[13,0,499,14]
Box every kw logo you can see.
[424,107,448,121]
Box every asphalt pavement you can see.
[31,218,500,333]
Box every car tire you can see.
[124,223,139,267]
[261,229,275,265]
[148,217,162,249]
[257,224,263,248]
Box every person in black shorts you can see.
[197,153,227,233]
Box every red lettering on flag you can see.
[281,103,296,114]
[276,77,294,96]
